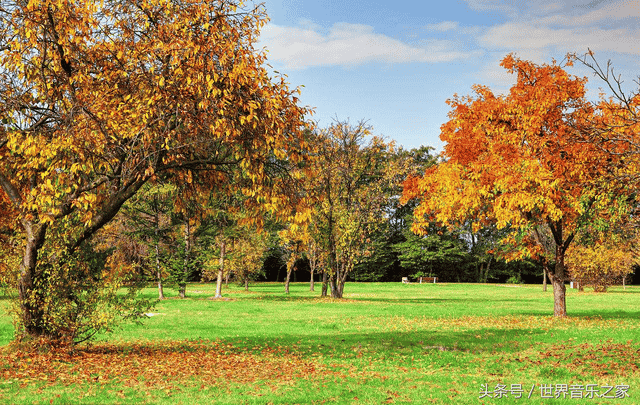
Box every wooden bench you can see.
[418,277,438,284]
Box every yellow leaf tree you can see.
[566,242,636,292]
[308,120,405,298]
[402,55,630,317]
[0,0,310,342]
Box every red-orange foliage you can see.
[402,55,631,316]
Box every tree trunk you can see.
[329,277,340,298]
[215,240,225,298]
[179,220,191,299]
[550,245,567,317]
[285,263,293,294]
[330,279,344,298]
[18,222,49,338]
[156,258,164,300]
[154,210,165,300]
[542,261,548,292]
[309,267,315,291]
[332,263,349,298]
[484,257,492,283]
[244,276,249,291]
[8,175,146,340]
[321,270,328,297]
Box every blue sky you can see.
[256,0,640,152]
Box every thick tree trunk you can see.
[244,276,249,291]
[331,263,349,298]
[18,222,49,338]
[6,174,146,340]
[329,277,340,298]
[330,279,344,298]
[321,270,328,297]
[215,240,225,298]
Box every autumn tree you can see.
[566,242,636,292]
[225,227,268,291]
[0,0,310,342]
[308,121,402,298]
[402,55,630,317]
[278,223,308,294]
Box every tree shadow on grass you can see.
[210,327,557,359]
[339,297,543,304]
[233,294,545,306]
[556,310,640,320]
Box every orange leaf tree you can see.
[0,0,310,342]
[402,55,630,317]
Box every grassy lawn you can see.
[0,282,639,404]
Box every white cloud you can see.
[479,22,640,56]
[424,21,460,32]
[258,22,480,70]
[468,0,640,94]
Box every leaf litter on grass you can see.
[369,314,635,334]
[0,340,346,395]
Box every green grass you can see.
[1,282,639,404]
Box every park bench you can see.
[418,277,438,284]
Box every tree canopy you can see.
[0,0,311,342]
[402,55,632,316]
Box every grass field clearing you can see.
[0,282,638,404]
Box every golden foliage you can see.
[0,0,311,340]
[566,242,636,292]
